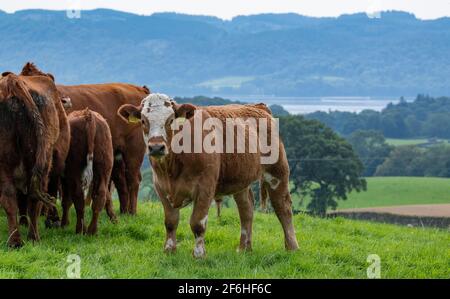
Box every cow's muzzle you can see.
[149,143,166,157]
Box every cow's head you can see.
[20,62,55,82]
[118,93,196,158]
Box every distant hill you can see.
[1,9,450,96]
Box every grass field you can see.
[292,177,450,211]
[385,138,429,146]
[385,138,449,146]
[0,202,448,278]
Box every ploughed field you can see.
[0,202,448,278]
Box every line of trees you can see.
[308,95,450,138]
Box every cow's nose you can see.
[149,144,166,156]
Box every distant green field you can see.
[197,76,255,90]
[385,138,428,146]
[0,202,448,278]
[385,138,449,146]
[293,177,450,210]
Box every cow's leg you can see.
[190,197,213,258]
[215,198,222,218]
[60,180,72,228]
[72,182,86,234]
[104,182,117,223]
[111,154,129,214]
[45,175,61,228]
[27,199,42,242]
[87,178,107,235]
[234,188,254,251]
[265,174,299,250]
[0,180,23,248]
[123,134,145,215]
[18,192,29,226]
[159,190,179,253]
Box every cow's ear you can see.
[46,73,55,82]
[118,104,142,124]
[174,103,197,119]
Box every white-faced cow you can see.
[118,94,298,258]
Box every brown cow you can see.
[60,109,116,235]
[118,94,299,258]
[0,72,60,247]
[20,62,150,215]
[19,63,71,228]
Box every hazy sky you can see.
[1,0,449,20]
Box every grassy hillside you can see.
[0,202,448,278]
[293,177,450,210]
[2,10,450,96]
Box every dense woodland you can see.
[307,95,450,138]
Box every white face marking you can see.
[263,172,281,190]
[140,93,174,142]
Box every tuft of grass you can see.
[0,202,449,278]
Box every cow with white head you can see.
[118,93,299,258]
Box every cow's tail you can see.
[5,75,47,180]
[82,109,96,195]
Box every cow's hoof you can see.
[237,246,252,253]
[86,227,97,236]
[164,239,177,253]
[8,237,24,249]
[60,220,69,228]
[192,246,206,259]
[27,233,40,242]
[45,219,61,229]
[19,217,28,226]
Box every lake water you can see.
[221,96,413,114]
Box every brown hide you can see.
[61,109,116,235]
[19,63,71,227]
[20,61,150,215]
[58,84,149,214]
[0,73,60,247]
[119,98,298,256]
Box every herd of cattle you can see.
[0,62,298,257]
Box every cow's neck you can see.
[150,151,180,179]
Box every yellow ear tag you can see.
[176,117,186,125]
[128,115,140,124]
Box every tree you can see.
[347,130,393,176]
[280,116,367,217]
[375,146,424,176]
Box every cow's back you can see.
[57,83,148,150]
[202,104,274,195]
